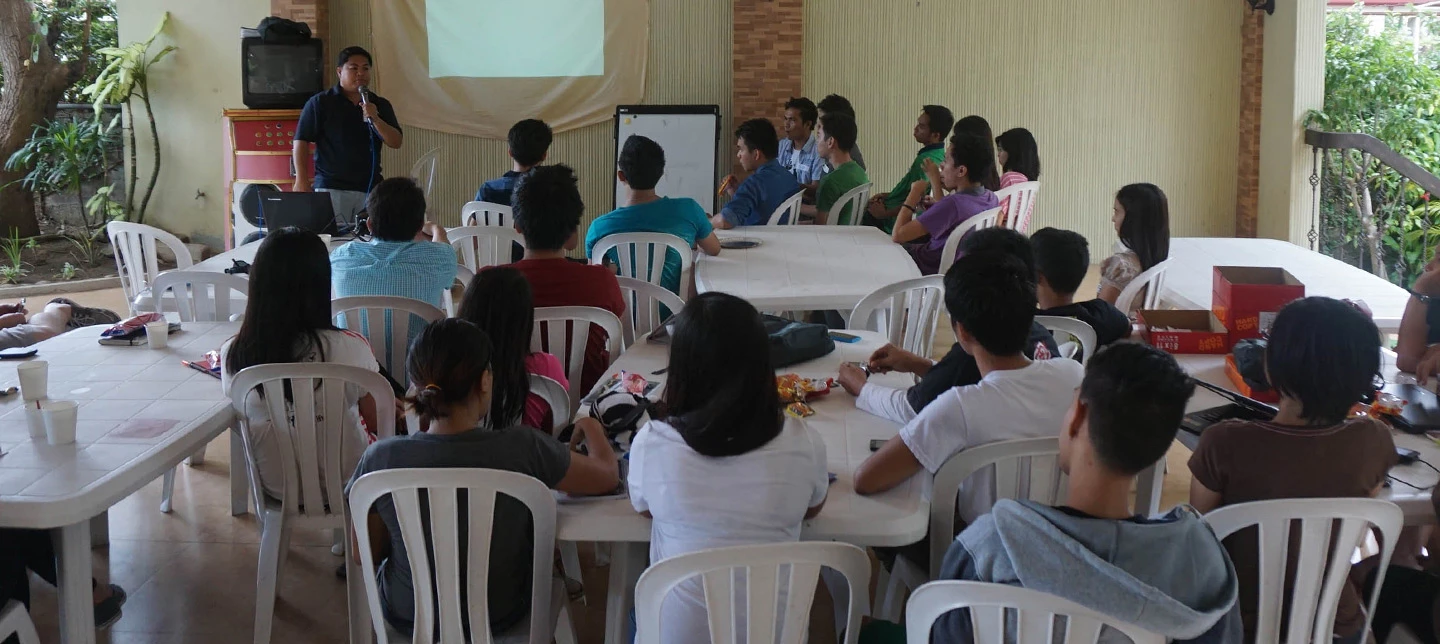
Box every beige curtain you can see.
[370,0,649,139]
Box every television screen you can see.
[242,39,323,109]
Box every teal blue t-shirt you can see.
[584,197,713,296]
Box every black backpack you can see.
[256,17,312,44]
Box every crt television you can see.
[241,38,324,109]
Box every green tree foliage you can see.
[0,0,117,103]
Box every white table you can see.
[561,330,924,644]
[1175,352,1439,525]
[697,227,922,314]
[0,322,241,644]
[1164,238,1410,332]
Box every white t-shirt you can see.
[898,358,1085,524]
[220,329,381,501]
[628,417,829,643]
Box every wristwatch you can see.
[1408,288,1434,304]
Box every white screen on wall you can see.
[426,0,605,78]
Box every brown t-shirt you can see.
[1188,416,1397,639]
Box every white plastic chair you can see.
[1203,498,1403,644]
[905,581,1165,644]
[348,468,576,644]
[1034,315,1098,364]
[462,201,513,227]
[331,296,447,382]
[107,221,195,315]
[825,182,873,226]
[765,191,805,226]
[937,206,1002,275]
[410,147,441,208]
[1114,259,1172,314]
[634,542,872,644]
[994,181,1040,233]
[616,276,686,347]
[229,363,397,644]
[527,374,571,435]
[0,600,40,644]
[849,275,946,358]
[532,306,625,417]
[591,232,694,297]
[449,225,526,273]
[444,264,476,317]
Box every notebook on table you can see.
[1180,380,1277,436]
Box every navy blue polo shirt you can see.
[295,84,401,192]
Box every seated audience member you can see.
[909,343,1240,644]
[816,93,866,170]
[851,249,1084,520]
[1189,296,1396,644]
[0,529,127,634]
[223,228,382,501]
[475,118,551,206]
[503,164,626,392]
[585,134,721,297]
[890,133,1000,275]
[1396,255,1440,382]
[950,115,1002,192]
[838,228,1058,425]
[1098,183,1170,311]
[1031,227,1131,355]
[348,319,619,637]
[0,298,118,350]
[456,267,569,431]
[628,292,828,643]
[778,96,828,194]
[331,176,456,311]
[866,105,953,232]
[995,127,1040,189]
[713,119,802,229]
[809,111,869,225]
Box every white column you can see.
[1257,0,1327,246]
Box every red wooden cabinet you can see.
[221,108,315,249]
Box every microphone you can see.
[358,85,372,124]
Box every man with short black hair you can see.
[816,94,866,171]
[1031,227,1131,356]
[713,119,802,229]
[778,97,827,192]
[502,164,625,391]
[809,112,869,226]
[476,119,553,206]
[865,105,953,232]
[294,46,403,226]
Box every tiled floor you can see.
[11,280,1196,643]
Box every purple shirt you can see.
[906,187,1000,275]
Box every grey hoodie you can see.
[932,499,1242,644]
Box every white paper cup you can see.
[24,404,46,439]
[319,234,333,247]
[145,321,169,349]
[41,400,78,445]
[16,360,47,401]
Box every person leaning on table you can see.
[1397,254,1440,382]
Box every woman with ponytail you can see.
[346,318,618,636]
[626,292,830,642]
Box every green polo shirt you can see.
[872,143,946,233]
[816,160,870,226]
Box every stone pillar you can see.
[1236,4,1265,238]
[1257,0,1326,246]
[732,0,804,173]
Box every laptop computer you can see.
[1180,380,1278,436]
[257,192,339,235]
[1380,383,1440,434]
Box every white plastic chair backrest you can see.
[634,542,871,644]
[331,296,446,381]
[1034,316,1098,365]
[616,276,686,347]
[1203,498,1403,644]
[904,581,1165,644]
[1114,259,1171,314]
[532,306,624,417]
[765,191,805,226]
[461,201,513,227]
[937,207,1002,275]
[994,181,1040,233]
[230,363,396,520]
[444,264,477,317]
[0,600,40,644]
[107,221,195,309]
[449,225,526,273]
[849,275,945,358]
[527,373,571,434]
[150,270,249,322]
[930,437,1064,579]
[410,147,441,207]
[826,182,873,226]
[348,468,559,644]
[591,232,694,294]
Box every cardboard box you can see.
[1212,266,1305,345]
[1137,310,1230,355]
[1224,354,1280,403]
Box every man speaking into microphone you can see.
[293,46,403,225]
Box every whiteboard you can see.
[613,105,721,214]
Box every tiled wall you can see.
[1237,5,1266,239]
[732,0,805,173]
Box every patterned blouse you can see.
[1099,251,1145,309]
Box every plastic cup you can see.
[16,360,47,401]
[24,403,46,439]
[41,400,78,445]
[318,234,333,247]
[145,321,169,349]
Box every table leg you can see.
[53,521,95,644]
[89,511,108,548]
[1135,459,1166,517]
[603,542,645,644]
[344,519,372,644]
[230,429,250,516]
